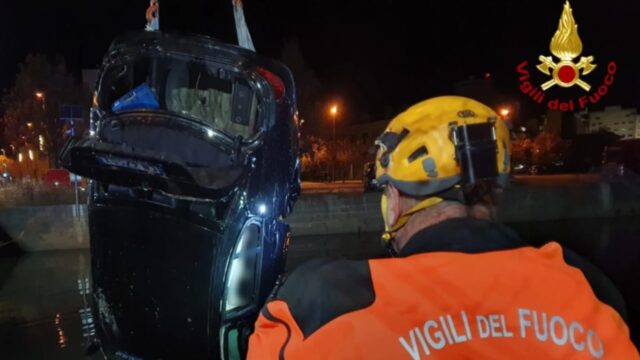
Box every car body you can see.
[0,175,10,187]
[61,31,300,359]
[363,162,380,192]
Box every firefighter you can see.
[247,96,639,359]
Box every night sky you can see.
[1,0,639,121]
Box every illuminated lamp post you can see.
[329,104,339,182]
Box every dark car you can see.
[0,164,11,186]
[0,174,10,186]
[363,162,380,192]
[43,169,72,187]
[60,31,300,359]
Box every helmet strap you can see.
[381,196,444,254]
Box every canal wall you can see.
[290,175,640,236]
[0,205,88,252]
[2,175,640,251]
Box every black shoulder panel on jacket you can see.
[274,258,375,339]
[561,247,628,321]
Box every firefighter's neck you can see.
[393,201,490,253]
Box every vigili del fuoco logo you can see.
[516,1,617,112]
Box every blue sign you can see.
[65,127,76,137]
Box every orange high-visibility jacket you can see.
[248,219,639,359]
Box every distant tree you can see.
[311,137,330,169]
[510,134,534,166]
[1,54,88,167]
[531,131,564,166]
[300,152,313,176]
[299,136,329,180]
[300,134,373,181]
[334,138,366,181]
[511,131,567,169]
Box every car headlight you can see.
[224,223,261,312]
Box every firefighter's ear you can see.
[386,185,402,227]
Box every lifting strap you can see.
[233,0,256,51]
[145,0,160,31]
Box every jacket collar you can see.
[399,218,527,257]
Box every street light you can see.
[499,108,510,117]
[329,104,339,182]
[330,105,338,140]
[35,91,45,110]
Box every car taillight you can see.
[256,67,285,100]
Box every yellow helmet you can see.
[375,96,510,248]
[375,96,510,198]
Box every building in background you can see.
[547,107,640,140]
[544,110,563,136]
[583,106,639,140]
[524,116,545,136]
[574,111,590,136]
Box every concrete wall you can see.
[2,175,640,251]
[497,177,613,222]
[290,175,640,235]
[289,192,382,235]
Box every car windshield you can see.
[99,53,260,139]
